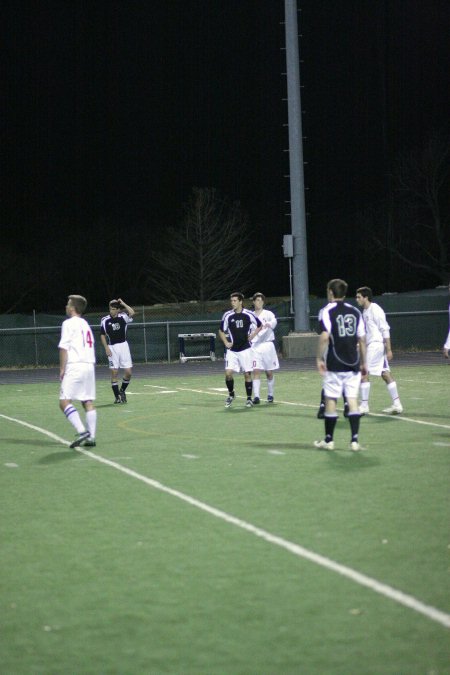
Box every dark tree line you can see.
[2,135,448,314]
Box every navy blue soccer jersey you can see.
[319,301,365,372]
[220,309,261,352]
[100,312,133,345]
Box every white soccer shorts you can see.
[108,341,133,369]
[225,348,254,373]
[323,370,361,400]
[366,341,390,377]
[60,363,96,401]
[251,342,280,371]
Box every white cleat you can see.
[382,403,403,414]
[350,441,361,452]
[314,439,335,451]
[358,403,369,414]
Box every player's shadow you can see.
[2,438,55,448]
[325,451,380,470]
[96,402,121,409]
[246,440,380,469]
[38,450,82,464]
[222,407,261,414]
[433,432,450,441]
[246,440,312,450]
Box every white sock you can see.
[267,377,274,397]
[360,382,370,404]
[85,410,97,439]
[64,405,85,433]
[387,381,400,404]
[252,378,261,398]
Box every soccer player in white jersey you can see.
[443,282,450,359]
[59,295,97,448]
[250,292,279,403]
[356,286,403,414]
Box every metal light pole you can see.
[284,0,310,331]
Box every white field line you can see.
[1,412,449,630]
[178,387,315,409]
[178,388,450,429]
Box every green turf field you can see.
[1,364,449,674]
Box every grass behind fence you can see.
[0,365,449,674]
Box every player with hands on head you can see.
[100,298,135,404]
[314,279,367,452]
[219,292,262,408]
[250,292,279,403]
[59,294,97,448]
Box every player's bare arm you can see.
[248,324,263,342]
[59,348,68,380]
[358,336,367,376]
[384,337,393,360]
[219,329,232,349]
[100,334,112,357]
[117,298,135,317]
[316,332,329,375]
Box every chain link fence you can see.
[0,292,447,368]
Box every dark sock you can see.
[348,412,360,441]
[245,381,252,398]
[325,415,338,441]
[112,382,120,398]
[226,379,234,395]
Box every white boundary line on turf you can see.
[177,388,450,429]
[1,412,449,630]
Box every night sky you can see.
[4,0,450,311]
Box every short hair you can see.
[252,292,265,302]
[327,279,348,299]
[230,292,244,302]
[356,286,373,301]
[109,299,121,309]
[68,295,87,314]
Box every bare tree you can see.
[374,133,450,285]
[141,188,260,304]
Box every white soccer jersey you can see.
[59,316,96,364]
[444,304,450,350]
[363,302,390,345]
[251,309,277,346]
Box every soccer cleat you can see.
[350,441,361,452]
[267,395,274,403]
[383,403,403,414]
[314,439,335,451]
[225,393,235,408]
[114,397,122,404]
[359,403,369,414]
[119,390,127,403]
[317,404,325,419]
[69,431,90,449]
[80,436,96,448]
[252,397,260,405]
[246,398,253,408]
